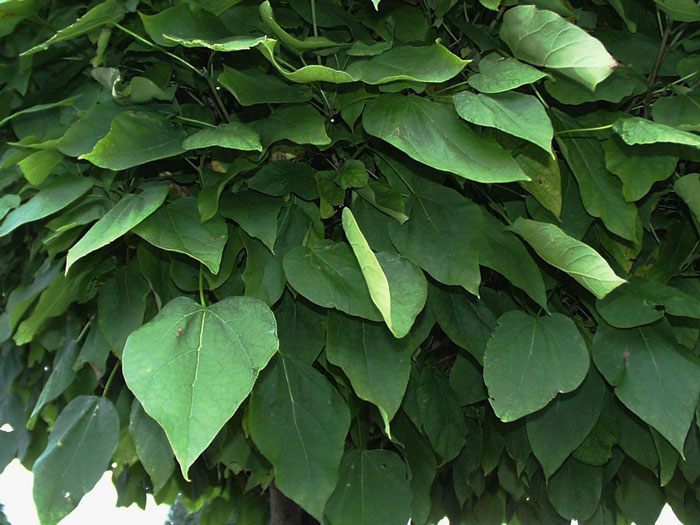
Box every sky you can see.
[0,458,684,525]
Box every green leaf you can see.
[219,191,283,253]
[500,5,616,90]
[592,322,700,454]
[325,449,412,525]
[97,264,149,352]
[654,0,700,21]
[252,105,331,147]
[66,184,169,272]
[526,369,606,478]
[248,355,350,520]
[259,1,346,52]
[553,110,638,242]
[218,67,313,106]
[429,283,496,362]
[0,176,92,238]
[122,296,278,478]
[246,161,318,201]
[484,311,590,422]
[18,149,64,186]
[273,291,325,364]
[674,173,700,227]
[139,4,229,47]
[182,123,262,152]
[240,232,286,306]
[414,366,467,461]
[653,93,700,131]
[453,91,553,154]
[129,400,175,493]
[22,0,126,55]
[197,157,258,222]
[468,53,548,93]
[363,95,528,183]
[0,194,19,221]
[510,218,626,299]
[613,117,700,150]
[256,39,356,84]
[326,312,413,432]
[342,208,426,338]
[283,240,381,321]
[448,354,487,406]
[80,112,187,170]
[596,278,700,328]
[603,137,677,202]
[133,198,228,274]
[514,144,562,218]
[546,458,602,521]
[345,44,468,84]
[615,462,665,525]
[33,396,119,525]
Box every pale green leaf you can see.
[484,311,590,422]
[613,117,700,150]
[66,184,169,272]
[122,296,278,478]
[18,149,64,186]
[468,53,548,93]
[81,112,187,170]
[654,0,700,21]
[0,176,92,238]
[500,5,616,90]
[453,91,553,154]
[510,218,626,299]
[674,173,700,227]
[182,122,262,152]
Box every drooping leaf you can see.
[342,208,427,338]
[526,369,606,478]
[66,184,169,272]
[248,355,350,520]
[219,191,283,254]
[122,296,278,478]
[326,312,413,432]
[129,401,175,493]
[133,197,228,274]
[592,322,700,454]
[453,91,553,154]
[363,94,528,183]
[510,218,626,299]
[33,396,119,525]
[546,458,603,521]
[0,176,92,238]
[500,5,617,90]
[484,311,590,422]
[325,449,412,525]
[81,112,187,170]
[273,291,326,364]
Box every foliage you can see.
[0,0,699,524]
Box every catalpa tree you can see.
[0,0,699,524]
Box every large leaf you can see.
[484,311,590,422]
[592,322,700,454]
[133,197,228,274]
[325,449,412,525]
[500,5,616,90]
[139,3,229,47]
[33,396,119,525]
[546,458,602,521]
[363,95,527,183]
[252,105,331,147]
[468,53,548,93]
[81,112,187,170]
[342,208,427,338]
[283,240,381,321]
[248,355,350,520]
[218,67,313,106]
[122,296,278,478]
[0,176,92,238]
[66,184,169,272]
[326,312,413,432]
[453,91,553,154]
[219,191,283,253]
[510,218,626,299]
[182,122,262,152]
[526,369,606,478]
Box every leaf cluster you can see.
[0,0,699,524]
